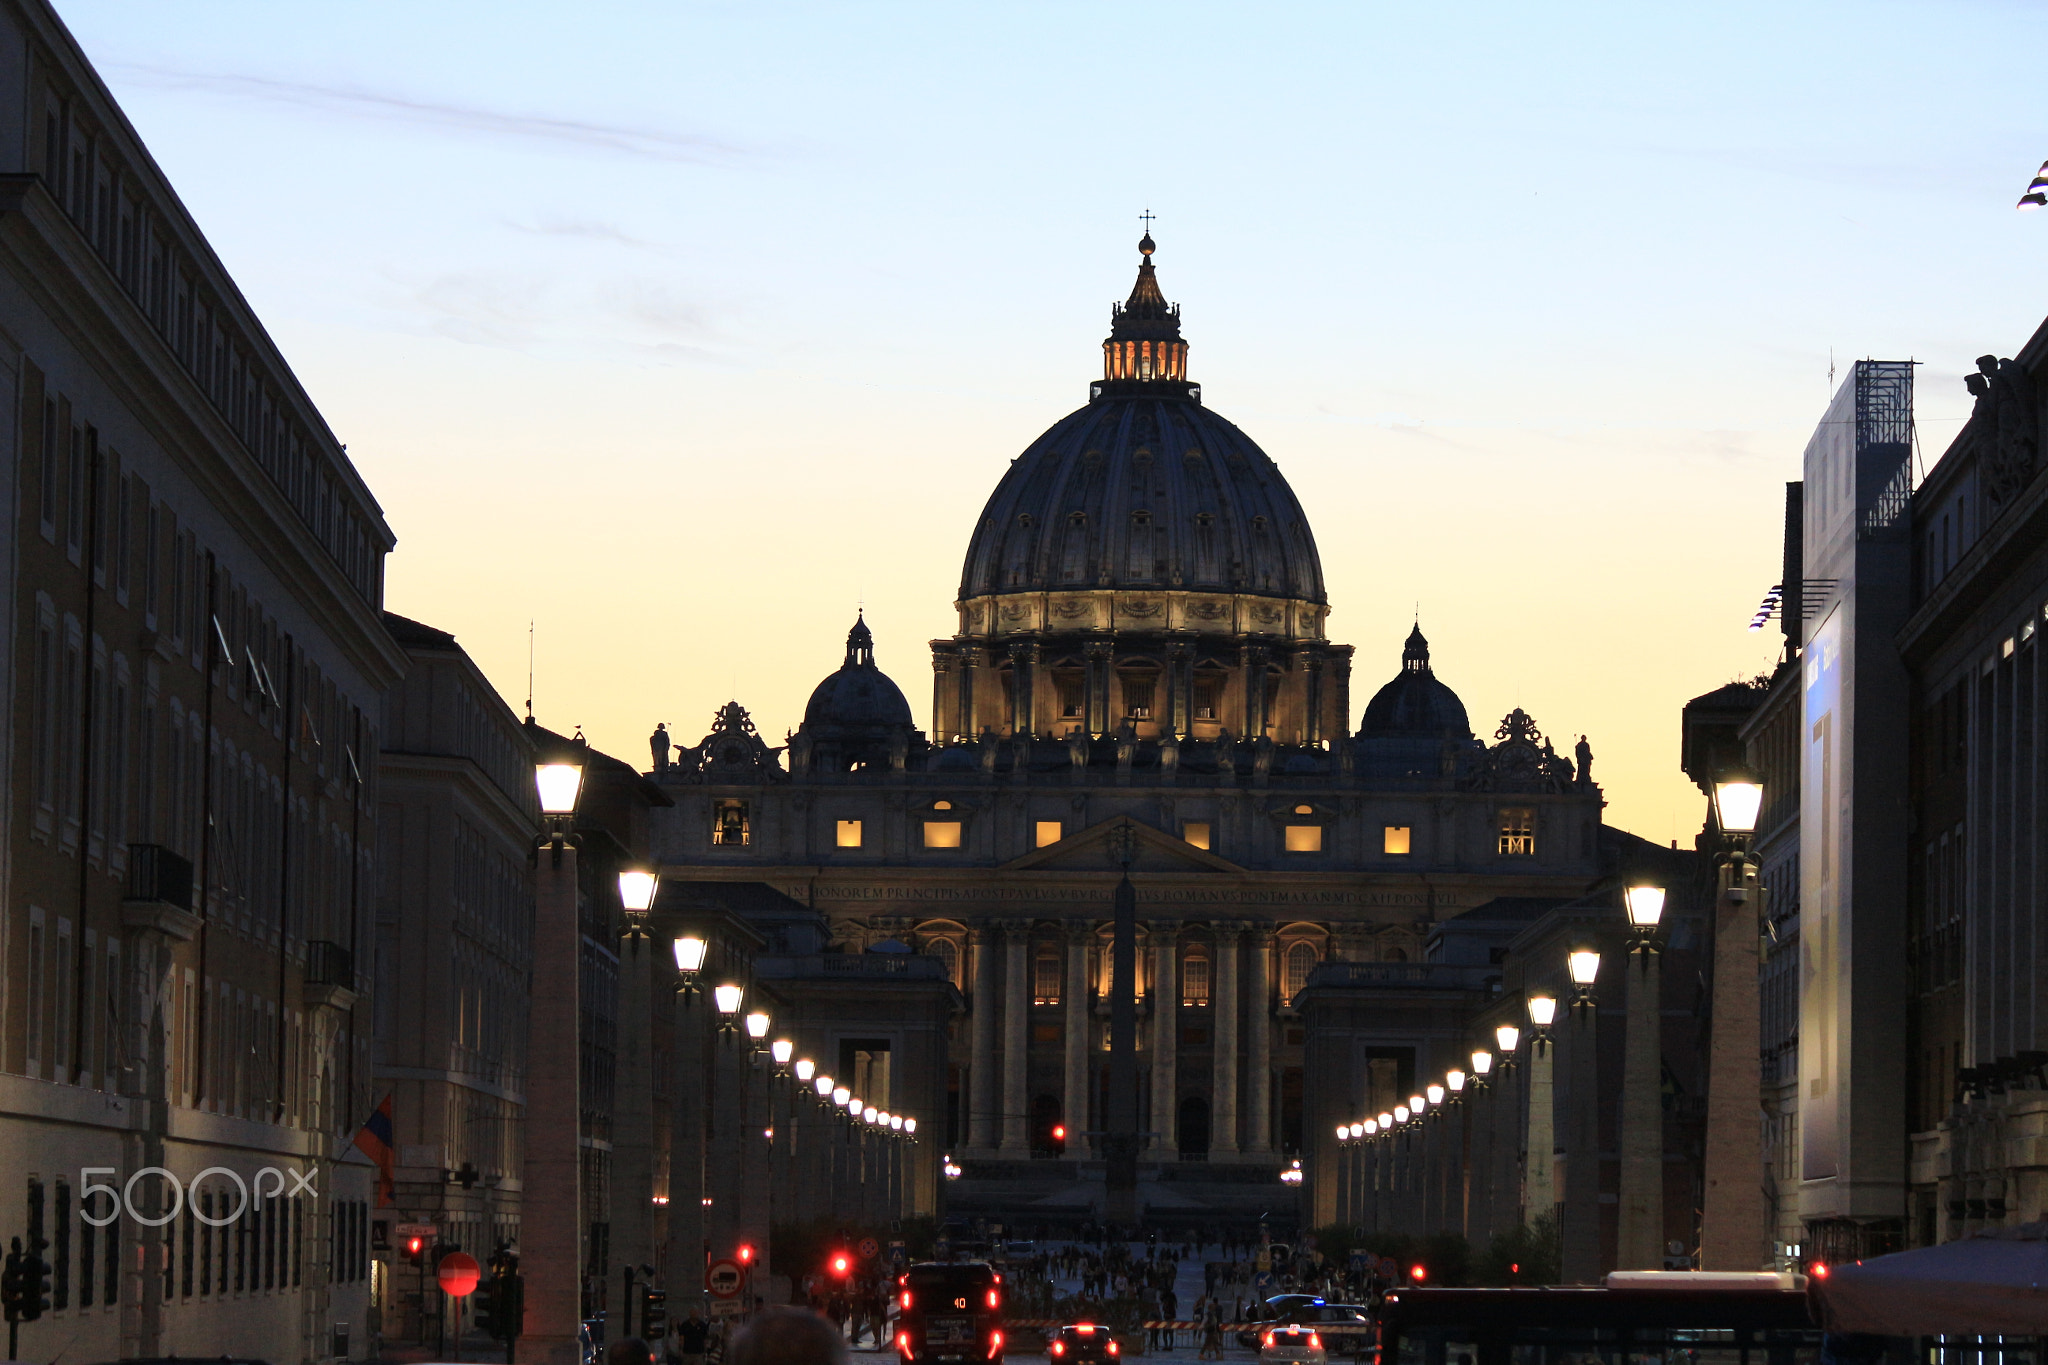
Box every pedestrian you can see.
[675,1309,712,1365]
[1162,1288,1178,1349]
[1199,1295,1224,1361]
[729,1306,848,1365]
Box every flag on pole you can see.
[352,1094,396,1208]
[2019,161,2048,210]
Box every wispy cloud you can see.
[110,65,746,165]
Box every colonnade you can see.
[963,919,1275,1160]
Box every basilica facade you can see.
[646,238,1615,1205]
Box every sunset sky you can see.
[56,0,2048,843]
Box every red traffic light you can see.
[405,1237,425,1261]
[1410,1263,1427,1283]
[737,1244,755,1265]
[830,1253,851,1278]
[1052,1124,1066,1141]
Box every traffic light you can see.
[474,1276,503,1339]
[829,1251,852,1279]
[2,1238,26,1323]
[404,1236,426,1266]
[1409,1263,1427,1285]
[641,1288,667,1339]
[737,1244,755,1267]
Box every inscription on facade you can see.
[780,883,1436,909]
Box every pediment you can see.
[1000,816,1247,873]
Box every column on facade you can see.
[969,927,1000,1152]
[960,647,983,739]
[1000,922,1031,1157]
[932,651,956,744]
[1086,642,1114,737]
[1332,652,1353,753]
[1167,641,1193,737]
[1150,924,1180,1157]
[1063,928,1092,1160]
[1010,642,1040,738]
[1245,928,1273,1155]
[1240,646,1268,737]
[1301,651,1325,746]
[1212,928,1241,1156]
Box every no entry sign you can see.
[706,1259,742,1298]
[437,1251,481,1297]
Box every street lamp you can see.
[1378,1112,1394,1128]
[833,1085,850,1108]
[794,1057,815,1084]
[1447,1070,1466,1097]
[1712,766,1765,839]
[713,983,745,1033]
[1619,880,1669,1269]
[745,1011,771,1049]
[1561,947,1603,1281]
[1470,1049,1493,1090]
[617,868,659,943]
[536,761,584,819]
[771,1039,794,1074]
[1527,994,1557,1033]
[1525,991,1559,1228]
[1426,1083,1445,1108]
[1568,949,1601,1002]
[1394,1105,1410,1124]
[1496,1022,1521,1054]
[674,934,708,1001]
[1364,1119,1378,1136]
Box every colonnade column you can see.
[1150,923,1179,1159]
[1245,928,1273,1155]
[969,927,999,1153]
[1063,928,1091,1160]
[932,652,956,744]
[1212,927,1241,1157]
[1000,921,1031,1157]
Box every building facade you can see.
[0,2,401,1360]
[372,613,536,1344]
[649,237,1620,1231]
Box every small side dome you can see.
[803,614,915,730]
[1360,625,1472,739]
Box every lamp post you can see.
[1703,768,1767,1271]
[1561,948,1602,1282]
[524,755,584,1365]
[1522,996,1557,1231]
[1617,885,1667,1270]
[611,867,661,1338]
[664,925,711,1328]
[1466,1051,1494,1240]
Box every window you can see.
[835,819,862,848]
[1284,825,1322,853]
[1181,821,1211,850]
[1120,670,1156,719]
[923,821,962,849]
[1034,821,1062,848]
[928,937,960,986]
[1282,942,1318,1002]
[1383,825,1411,855]
[1034,952,1061,1005]
[1192,671,1225,721]
[1498,807,1535,856]
[712,799,749,846]
[1183,953,1211,1006]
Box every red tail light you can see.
[1310,1334,1323,1351]
[1052,1343,1066,1356]
[902,1291,913,1310]
[987,1288,1000,1309]
[987,1330,1003,1359]
[1106,1342,1119,1357]
[1264,1332,1276,1349]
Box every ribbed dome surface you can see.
[958,395,1326,603]
[803,617,914,730]
[1359,626,1471,738]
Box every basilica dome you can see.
[1360,625,1471,738]
[954,236,1327,644]
[804,615,914,731]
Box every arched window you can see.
[1282,941,1319,1002]
[1182,951,1211,1006]
[928,937,960,987]
[1034,951,1062,1006]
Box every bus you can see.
[896,1260,1004,1364]
[1379,1272,1824,1365]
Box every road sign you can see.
[706,1259,742,1299]
[396,1223,440,1240]
[708,1299,743,1318]
[857,1238,879,1260]
[437,1251,482,1297]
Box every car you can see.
[1237,1294,1328,1348]
[1046,1323,1120,1362]
[1258,1324,1327,1365]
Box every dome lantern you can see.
[1101,233,1191,393]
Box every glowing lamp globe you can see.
[1527,995,1557,1028]
[1624,884,1667,929]
[535,762,584,816]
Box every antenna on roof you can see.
[525,620,534,722]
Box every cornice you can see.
[1897,460,2048,668]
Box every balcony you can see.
[121,844,199,941]
[303,939,358,1012]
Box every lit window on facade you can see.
[1498,807,1535,856]
[712,799,750,846]
[1284,824,1322,853]
[1034,952,1061,1006]
[1282,941,1318,1002]
[1181,821,1211,850]
[835,819,862,848]
[1182,953,1210,1006]
[928,937,960,986]
[1035,821,1062,848]
[1383,825,1411,855]
[923,821,962,849]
